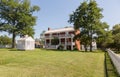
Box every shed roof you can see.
[18,36,34,41]
[44,27,74,34]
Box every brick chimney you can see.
[75,29,81,51]
[48,27,50,31]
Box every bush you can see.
[57,45,64,50]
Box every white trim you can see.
[45,27,74,34]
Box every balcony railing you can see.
[45,45,59,49]
[67,42,75,45]
[45,34,74,38]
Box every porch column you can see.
[71,38,73,50]
[45,39,46,48]
[64,38,67,50]
[64,32,68,50]
[59,38,61,45]
[49,34,51,45]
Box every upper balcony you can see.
[45,34,74,38]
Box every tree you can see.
[97,30,113,49]
[112,24,120,51]
[51,37,59,45]
[40,30,45,45]
[96,22,112,49]
[0,35,12,46]
[113,33,120,51]
[0,0,40,48]
[69,0,103,51]
[112,24,120,35]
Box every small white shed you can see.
[92,41,97,50]
[17,35,35,50]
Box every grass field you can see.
[0,49,104,77]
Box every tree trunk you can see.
[90,41,92,51]
[90,31,93,52]
[84,44,87,51]
[12,32,16,48]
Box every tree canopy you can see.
[0,0,40,48]
[0,35,12,45]
[112,24,120,51]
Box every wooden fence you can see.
[107,49,120,75]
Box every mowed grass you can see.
[0,49,104,77]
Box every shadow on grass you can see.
[0,48,105,53]
[7,48,25,51]
[40,48,104,53]
[40,48,78,52]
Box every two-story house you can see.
[44,27,76,50]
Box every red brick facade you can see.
[75,29,81,51]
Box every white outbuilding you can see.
[17,35,35,50]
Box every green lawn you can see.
[0,49,104,77]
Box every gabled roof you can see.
[18,35,34,41]
[44,27,74,34]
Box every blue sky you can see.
[1,0,120,39]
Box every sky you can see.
[1,0,120,39]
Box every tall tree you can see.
[87,0,103,51]
[69,0,103,51]
[0,0,40,48]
